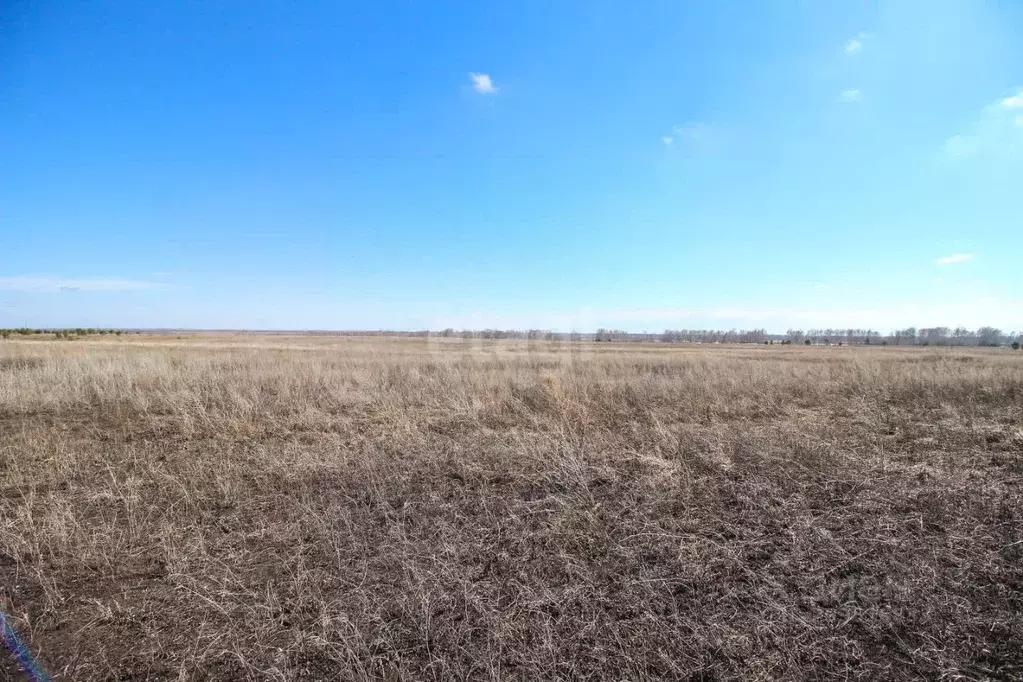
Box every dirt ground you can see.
[1,335,1021,680]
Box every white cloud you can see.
[936,253,973,265]
[837,89,861,103]
[1002,89,1023,109]
[673,122,711,140]
[0,276,162,292]
[845,32,868,55]
[469,72,498,95]
[663,122,716,148]
[944,90,1023,159]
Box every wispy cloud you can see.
[1002,90,1023,109]
[673,122,712,141]
[844,32,868,55]
[936,253,973,265]
[469,72,498,95]
[944,89,1023,158]
[944,135,976,158]
[0,276,162,292]
[661,122,715,148]
[837,89,861,103]
[439,297,1023,333]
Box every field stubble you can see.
[1,336,1021,680]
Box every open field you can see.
[1,335,1021,681]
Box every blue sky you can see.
[2,0,1022,332]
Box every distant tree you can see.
[951,327,969,345]
[890,327,917,346]
[921,327,950,346]
[977,326,1003,347]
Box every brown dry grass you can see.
[1,335,1021,681]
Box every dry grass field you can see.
[1,335,1021,681]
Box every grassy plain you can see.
[1,334,1021,680]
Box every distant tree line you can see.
[0,328,124,340]
[438,328,562,341]
[781,327,1017,347]
[5,326,1016,348]
[432,326,1020,347]
[659,329,769,344]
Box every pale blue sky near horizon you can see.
[2,0,1022,332]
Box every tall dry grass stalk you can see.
[1,336,1021,680]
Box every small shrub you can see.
[1013,341,1020,350]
